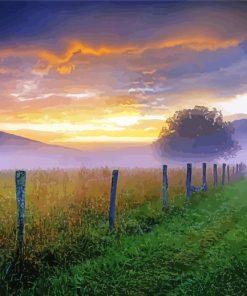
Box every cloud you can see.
[57,64,75,75]
[104,96,139,106]
[0,67,19,75]
[105,115,165,127]
[0,33,245,77]
[0,122,125,132]
[213,93,247,115]
[150,36,242,52]
[8,78,98,102]
[64,92,96,100]
[58,135,156,143]
[128,87,155,94]
[11,91,96,102]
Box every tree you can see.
[154,106,240,161]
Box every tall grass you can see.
[0,166,229,293]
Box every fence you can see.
[11,162,246,265]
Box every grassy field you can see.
[0,167,246,295]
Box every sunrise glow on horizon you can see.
[1,2,247,146]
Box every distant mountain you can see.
[0,131,161,169]
[230,119,247,163]
[232,119,247,143]
[0,131,81,151]
[0,131,90,169]
[225,113,247,122]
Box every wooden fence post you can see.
[233,166,235,176]
[202,162,207,191]
[186,163,192,200]
[163,165,168,208]
[236,164,239,175]
[222,163,226,186]
[16,170,26,263]
[213,164,218,187]
[109,170,119,232]
[227,165,230,183]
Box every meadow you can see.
[0,166,245,295]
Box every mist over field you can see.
[0,131,157,169]
[0,117,246,170]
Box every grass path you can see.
[20,180,247,296]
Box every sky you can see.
[1,1,247,148]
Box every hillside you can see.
[0,131,90,169]
[233,119,247,143]
[0,131,160,169]
[231,119,247,164]
[7,179,247,295]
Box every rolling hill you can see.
[0,131,90,169]
[0,131,160,169]
[233,119,247,143]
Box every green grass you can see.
[1,179,247,295]
[0,180,247,296]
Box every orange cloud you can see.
[57,64,75,75]
[35,41,138,74]
[153,36,241,51]
[0,67,19,74]
[0,35,244,76]
[105,95,140,106]
[29,41,138,75]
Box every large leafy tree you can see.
[154,106,240,161]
